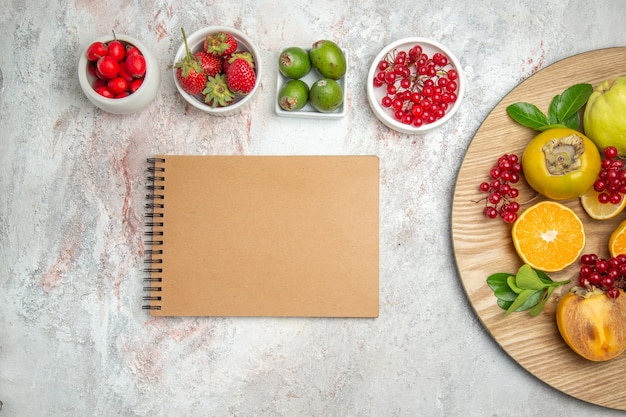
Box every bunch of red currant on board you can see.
[479,153,523,223]
[372,45,459,127]
[594,146,626,204]
[85,35,147,98]
[578,253,625,299]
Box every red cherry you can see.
[95,86,115,98]
[95,65,107,80]
[87,61,98,77]
[126,44,141,57]
[107,77,129,95]
[93,78,107,90]
[107,40,125,62]
[125,53,146,78]
[116,91,131,98]
[117,64,134,82]
[96,55,120,79]
[129,77,144,93]
[86,41,108,61]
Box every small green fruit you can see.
[278,47,311,79]
[278,79,309,111]
[309,78,343,113]
[309,40,346,80]
[583,76,626,156]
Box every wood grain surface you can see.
[451,47,626,411]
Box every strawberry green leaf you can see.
[506,102,548,130]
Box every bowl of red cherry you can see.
[78,33,160,114]
[367,37,464,134]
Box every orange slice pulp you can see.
[512,201,585,272]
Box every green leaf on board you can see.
[486,264,571,317]
[506,102,549,129]
[514,264,547,291]
[529,286,557,317]
[561,111,581,130]
[507,275,524,294]
[556,83,593,121]
[504,289,536,316]
[506,83,593,131]
[547,95,561,125]
[486,272,512,292]
[494,286,518,302]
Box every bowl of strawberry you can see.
[78,33,160,114]
[367,37,464,134]
[172,26,262,116]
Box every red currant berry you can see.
[607,287,620,299]
[604,146,619,159]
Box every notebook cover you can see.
[144,155,379,317]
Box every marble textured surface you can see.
[1,0,625,416]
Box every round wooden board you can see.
[451,47,626,411]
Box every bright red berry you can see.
[107,77,129,95]
[204,32,237,57]
[225,58,256,95]
[129,78,144,93]
[194,51,223,78]
[86,41,108,61]
[125,53,146,78]
[96,55,120,79]
[107,40,125,62]
[174,28,207,95]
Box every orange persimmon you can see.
[556,289,626,361]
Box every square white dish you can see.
[274,48,348,119]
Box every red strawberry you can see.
[174,28,206,95]
[202,74,235,108]
[223,50,254,73]
[204,32,237,57]
[194,51,223,78]
[225,58,256,95]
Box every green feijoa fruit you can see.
[309,39,346,80]
[278,79,309,111]
[278,47,312,79]
[309,78,343,113]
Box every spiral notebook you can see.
[143,155,379,317]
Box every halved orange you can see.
[580,188,626,220]
[512,201,585,272]
[609,219,626,258]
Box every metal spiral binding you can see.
[143,157,165,310]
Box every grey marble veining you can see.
[1,0,625,416]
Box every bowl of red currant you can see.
[78,33,161,114]
[367,37,464,134]
[172,26,262,116]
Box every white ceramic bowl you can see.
[77,34,160,114]
[172,26,262,116]
[367,37,464,134]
